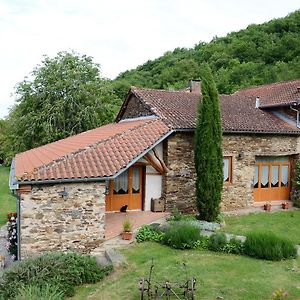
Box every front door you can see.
[253,156,290,202]
[106,166,143,211]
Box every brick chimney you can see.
[189,80,201,94]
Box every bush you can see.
[0,252,113,299]
[167,207,183,222]
[222,237,244,255]
[15,284,64,300]
[162,222,202,249]
[136,225,164,243]
[244,231,297,261]
[6,212,18,260]
[207,233,227,252]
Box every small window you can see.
[223,157,232,183]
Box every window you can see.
[223,156,232,183]
[113,170,129,194]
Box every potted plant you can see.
[263,202,272,211]
[121,217,133,240]
[282,202,289,209]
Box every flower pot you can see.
[282,202,289,209]
[263,204,271,211]
[121,231,133,240]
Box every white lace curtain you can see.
[132,168,140,193]
[223,158,229,181]
[114,170,129,193]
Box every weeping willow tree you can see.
[195,64,223,221]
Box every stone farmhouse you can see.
[10,78,300,258]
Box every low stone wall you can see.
[20,182,105,258]
[163,132,300,212]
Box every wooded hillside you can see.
[112,10,300,99]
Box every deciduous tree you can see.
[6,51,121,155]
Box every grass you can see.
[0,166,16,226]
[70,243,300,300]
[220,211,300,245]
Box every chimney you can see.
[297,86,300,93]
[255,96,260,108]
[189,80,201,94]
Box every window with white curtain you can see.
[113,170,129,194]
[223,157,232,183]
[132,168,140,193]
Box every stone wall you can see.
[121,95,153,120]
[163,132,300,212]
[20,182,106,258]
[163,132,197,213]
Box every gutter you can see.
[9,158,19,190]
[16,193,21,261]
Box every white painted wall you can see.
[138,142,163,211]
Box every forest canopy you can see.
[112,10,300,99]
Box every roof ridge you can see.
[132,86,194,94]
[29,118,160,177]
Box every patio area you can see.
[105,211,169,240]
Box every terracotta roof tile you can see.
[130,79,300,134]
[233,79,300,107]
[16,118,170,182]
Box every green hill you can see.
[112,10,300,99]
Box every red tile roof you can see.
[16,118,170,182]
[233,79,300,108]
[129,79,300,134]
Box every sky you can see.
[0,0,299,118]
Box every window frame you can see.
[223,156,233,184]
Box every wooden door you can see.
[105,166,143,211]
[253,157,290,202]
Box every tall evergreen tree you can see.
[195,64,223,221]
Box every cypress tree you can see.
[195,64,223,221]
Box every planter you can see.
[121,231,133,240]
[263,204,272,211]
[282,202,289,209]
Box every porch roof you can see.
[14,117,170,184]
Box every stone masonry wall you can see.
[163,132,300,212]
[163,132,197,213]
[20,182,106,258]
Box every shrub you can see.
[244,231,297,261]
[136,225,164,243]
[207,232,227,252]
[15,284,64,300]
[0,252,113,299]
[162,222,202,249]
[167,207,183,222]
[291,160,300,208]
[222,237,244,255]
[6,212,18,260]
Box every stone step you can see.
[105,248,125,267]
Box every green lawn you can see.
[220,211,300,245]
[71,243,300,300]
[0,166,16,226]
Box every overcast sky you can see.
[0,0,299,118]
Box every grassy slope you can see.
[0,167,16,226]
[220,211,300,245]
[72,243,300,300]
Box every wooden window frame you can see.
[223,156,233,184]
